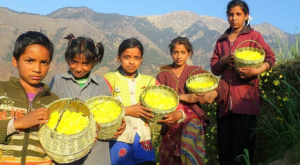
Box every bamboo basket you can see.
[234,40,265,72]
[85,96,125,140]
[140,85,179,124]
[38,98,96,164]
[186,72,219,94]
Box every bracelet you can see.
[177,110,186,123]
[220,59,224,66]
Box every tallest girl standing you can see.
[210,0,276,164]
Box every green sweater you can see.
[0,77,59,165]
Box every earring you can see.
[245,18,248,20]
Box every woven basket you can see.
[186,72,219,94]
[140,85,179,124]
[38,98,96,164]
[234,40,265,72]
[85,96,125,140]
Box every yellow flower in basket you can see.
[85,96,125,140]
[90,101,122,124]
[140,85,179,124]
[234,40,265,72]
[47,110,89,135]
[186,73,219,94]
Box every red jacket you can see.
[210,26,276,117]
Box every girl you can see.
[0,31,58,165]
[49,33,125,165]
[104,38,156,165]
[157,37,229,165]
[210,0,276,164]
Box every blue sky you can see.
[1,0,299,34]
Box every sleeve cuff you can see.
[7,118,19,135]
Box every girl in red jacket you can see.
[210,0,276,164]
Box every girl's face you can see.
[171,43,190,68]
[69,54,93,79]
[13,44,51,91]
[117,47,143,78]
[227,6,248,31]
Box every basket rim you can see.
[186,73,219,93]
[85,95,125,126]
[140,85,179,113]
[234,48,265,64]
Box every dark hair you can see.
[226,0,250,27]
[117,38,144,56]
[160,37,193,70]
[64,33,104,65]
[169,36,194,58]
[13,31,54,61]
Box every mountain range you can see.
[0,6,298,83]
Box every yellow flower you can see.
[207,112,211,116]
[283,97,289,101]
[276,116,283,125]
[273,80,280,86]
[205,159,208,163]
[261,72,266,77]
[261,90,265,94]
[269,69,273,73]
[266,72,270,76]
[263,94,267,98]
[264,78,268,82]
[277,96,281,100]
[279,75,283,79]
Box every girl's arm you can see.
[198,79,229,104]
[211,43,228,76]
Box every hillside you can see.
[0,6,297,83]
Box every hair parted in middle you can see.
[226,0,250,27]
[64,33,104,65]
[168,36,194,58]
[117,38,144,56]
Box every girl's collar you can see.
[218,26,253,41]
[118,66,139,78]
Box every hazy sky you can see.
[1,0,299,34]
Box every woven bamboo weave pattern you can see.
[38,98,96,164]
[140,85,179,124]
[85,96,125,140]
[234,40,265,71]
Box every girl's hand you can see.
[157,111,182,125]
[94,123,101,142]
[220,54,235,67]
[198,90,218,104]
[114,118,126,138]
[125,103,154,121]
[237,67,260,79]
[14,107,49,130]
[179,94,202,103]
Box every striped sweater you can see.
[0,77,59,165]
[104,71,155,143]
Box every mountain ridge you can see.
[0,6,297,83]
